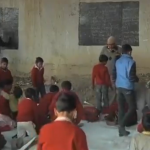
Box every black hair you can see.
[1,57,8,64]
[0,79,13,88]
[99,54,108,63]
[49,85,59,93]
[35,57,44,64]
[142,113,150,131]
[61,81,72,90]
[25,88,36,100]
[122,44,132,54]
[13,86,23,99]
[56,92,76,112]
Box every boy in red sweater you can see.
[39,85,59,127]
[0,79,16,131]
[31,57,46,101]
[92,54,112,112]
[0,57,13,88]
[137,106,150,133]
[38,92,88,150]
[17,88,38,141]
[49,81,84,125]
[0,79,13,117]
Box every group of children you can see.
[92,45,150,149]
[0,57,86,149]
[0,54,150,150]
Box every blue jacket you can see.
[112,54,139,90]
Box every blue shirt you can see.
[115,54,135,90]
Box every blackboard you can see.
[0,8,19,50]
[79,1,139,46]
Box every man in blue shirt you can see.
[113,44,139,136]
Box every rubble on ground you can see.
[13,73,150,104]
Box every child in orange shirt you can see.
[92,54,112,112]
[17,88,39,142]
[49,81,84,125]
[10,86,23,120]
[0,57,13,88]
[31,57,46,101]
[39,85,59,127]
[38,92,88,150]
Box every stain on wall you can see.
[0,0,150,78]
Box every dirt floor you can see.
[14,73,150,105]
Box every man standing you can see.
[101,36,121,104]
[112,44,139,136]
[101,36,121,76]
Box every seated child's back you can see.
[17,88,39,141]
[39,85,59,126]
[130,113,150,150]
[38,92,88,150]
[49,81,83,124]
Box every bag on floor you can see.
[105,102,137,127]
[83,106,100,122]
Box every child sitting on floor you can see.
[39,85,59,127]
[17,88,39,142]
[10,86,23,120]
[130,113,150,150]
[38,92,88,150]
[104,101,137,127]
[49,81,84,125]
[0,79,16,131]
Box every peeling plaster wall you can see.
[0,0,150,78]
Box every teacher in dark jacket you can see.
[101,36,121,77]
[112,44,139,137]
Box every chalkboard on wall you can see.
[0,8,19,50]
[79,1,139,46]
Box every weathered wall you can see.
[0,0,150,79]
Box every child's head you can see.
[122,44,132,55]
[49,85,59,93]
[1,79,13,92]
[13,86,23,99]
[25,88,36,100]
[61,81,72,91]
[1,57,8,69]
[142,113,150,132]
[99,54,108,65]
[35,57,44,69]
[54,92,77,120]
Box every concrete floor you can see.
[28,121,138,150]
[2,83,148,150]
[2,120,138,150]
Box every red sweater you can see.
[137,112,150,133]
[49,90,84,124]
[0,68,13,83]
[92,64,111,87]
[39,92,57,126]
[0,95,11,117]
[31,66,44,87]
[17,98,39,125]
[37,121,88,150]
